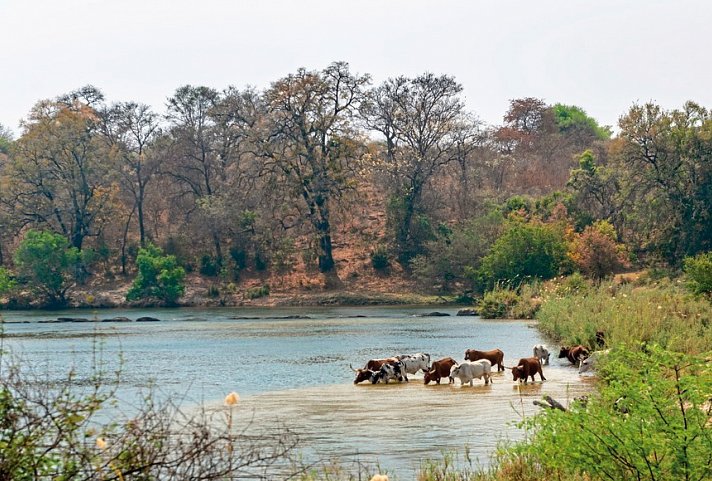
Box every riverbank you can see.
[1,271,459,310]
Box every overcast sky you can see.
[1,0,710,135]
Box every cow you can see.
[397,353,431,381]
[558,345,589,366]
[578,349,610,374]
[371,361,405,384]
[350,357,399,384]
[451,359,492,386]
[595,330,606,348]
[533,344,551,365]
[511,357,546,384]
[424,357,458,385]
[464,348,505,372]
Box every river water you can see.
[0,306,594,477]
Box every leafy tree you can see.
[13,230,80,307]
[126,244,185,305]
[569,220,629,280]
[5,86,116,250]
[567,149,621,229]
[0,123,13,155]
[615,101,712,262]
[479,220,567,288]
[553,103,612,140]
[684,251,712,296]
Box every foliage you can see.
[569,220,629,280]
[614,101,712,263]
[479,221,567,289]
[370,246,390,270]
[126,243,186,305]
[200,254,220,277]
[552,103,612,140]
[683,251,712,296]
[411,211,505,293]
[478,284,540,319]
[513,346,712,481]
[13,230,80,307]
[536,281,712,353]
[0,267,15,295]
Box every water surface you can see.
[1,306,593,475]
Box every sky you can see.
[1,0,711,135]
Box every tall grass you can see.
[536,281,712,354]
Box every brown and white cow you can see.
[424,357,458,385]
[350,357,400,384]
[511,357,546,384]
[464,348,505,372]
[558,345,589,366]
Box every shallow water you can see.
[1,306,594,476]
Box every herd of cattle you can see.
[350,339,609,386]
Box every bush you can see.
[478,284,541,319]
[200,255,220,277]
[479,221,567,289]
[126,244,186,305]
[370,246,390,270]
[568,220,629,280]
[513,346,712,481]
[13,230,80,307]
[684,251,712,296]
[0,267,16,295]
[246,285,270,299]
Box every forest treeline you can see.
[0,61,710,306]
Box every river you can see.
[0,306,594,477]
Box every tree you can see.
[13,230,80,307]
[0,267,15,295]
[567,149,622,228]
[259,61,370,281]
[479,220,567,288]
[99,102,162,248]
[4,86,116,251]
[569,220,629,280]
[126,243,185,305]
[615,101,712,262]
[362,73,472,264]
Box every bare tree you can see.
[257,62,370,283]
[362,73,472,264]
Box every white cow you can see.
[533,344,551,365]
[397,353,431,381]
[450,359,492,386]
[578,349,610,374]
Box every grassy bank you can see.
[536,280,712,354]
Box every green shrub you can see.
[370,246,390,270]
[0,267,15,295]
[684,251,712,296]
[199,255,220,277]
[479,221,567,289]
[13,230,80,307]
[126,244,186,305]
[478,286,521,319]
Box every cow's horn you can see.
[349,364,357,372]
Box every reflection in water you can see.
[2,306,596,475]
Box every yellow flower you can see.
[96,437,107,450]
[370,475,389,481]
[224,391,240,406]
